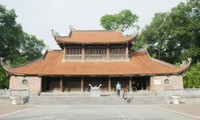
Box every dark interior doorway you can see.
[132,76,150,91]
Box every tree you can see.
[135,13,171,60]
[12,32,45,66]
[136,0,200,64]
[100,9,138,32]
[167,0,200,64]
[0,4,23,61]
[0,4,45,88]
[0,66,9,88]
[184,62,200,88]
[135,0,200,88]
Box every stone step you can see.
[27,95,168,105]
[27,96,125,105]
[38,91,155,97]
[128,96,168,105]
[27,91,166,105]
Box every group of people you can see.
[116,82,129,104]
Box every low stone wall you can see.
[164,89,200,96]
[180,96,200,103]
[0,96,11,104]
[0,89,9,96]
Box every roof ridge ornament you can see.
[180,58,192,67]
[0,57,11,68]
[69,25,75,31]
[51,29,60,38]
[138,44,148,52]
[45,45,51,51]
[5,60,10,67]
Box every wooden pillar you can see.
[63,47,66,62]
[82,45,85,61]
[141,79,144,90]
[108,77,111,92]
[81,77,84,92]
[126,46,129,59]
[60,77,63,92]
[64,47,66,57]
[106,46,110,61]
[129,77,132,92]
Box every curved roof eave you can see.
[56,38,135,45]
[52,28,137,45]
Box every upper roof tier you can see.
[52,26,137,45]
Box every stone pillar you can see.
[81,77,84,92]
[60,77,63,92]
[129,77,132,92]
[108,77,111,92]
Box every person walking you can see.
[116,82,121,96]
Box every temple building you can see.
[1,26,189,94]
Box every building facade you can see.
[2,26,189,94]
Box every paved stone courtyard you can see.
[0,104,200,120]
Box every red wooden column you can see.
[60,77,63,92]
[129,77,132,92]
[81,77,84,92]
[106,47,110,61]
[108,77,111,92]
[126,46,129,59]
[82,46,85,61]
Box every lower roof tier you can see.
[4,50,187,76]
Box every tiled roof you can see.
[4,50,187,76]
[54,30,136,44]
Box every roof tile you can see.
[5,51,187,76]
[55,30,135,44]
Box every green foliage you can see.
[137,0,200,64]
[184,62,200,88]
[100,9,138,32]
[0,4,45,88]
[0,66,9,88]
[12,33,45,66]
[135,0,200,88]
[0,5,23,61]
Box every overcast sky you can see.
[0,0,186,49]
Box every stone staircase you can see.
[26,91,168,105]
[2,90,200,105]
[27,96,124,105]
